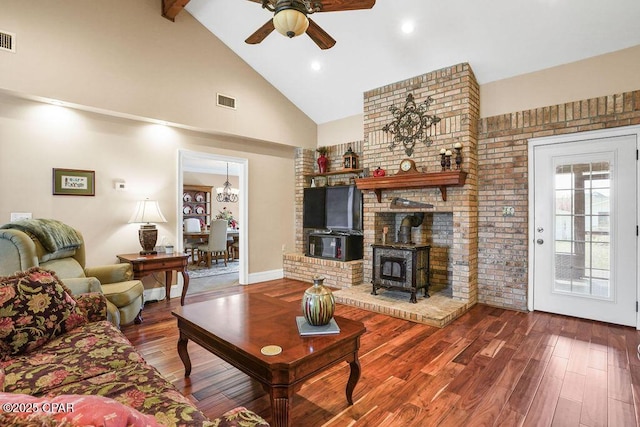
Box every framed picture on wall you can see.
[52,168,95,196]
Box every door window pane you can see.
[553,162,611,298]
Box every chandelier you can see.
[382,93,441,157]
[216,163,239,203]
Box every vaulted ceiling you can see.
[164,0,640,124]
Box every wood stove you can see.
[371,243,430,303]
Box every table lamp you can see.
[129,199,167,255]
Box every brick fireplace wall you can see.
[362,63,480,304]
[287,63,480,302]
[477,90,640,311]
[288,64,639,314]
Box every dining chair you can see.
[197,219,228,268]
[226,235,234,260]
[184,238,200,264]
[183,218,202,264]
[227,236,239,261]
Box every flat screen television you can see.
[325,185,362,232]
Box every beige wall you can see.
[0,0,316,148]
[0,94,296,277]
[317,114,364,148]
[318,45,640,146]
[0,0,306,281]
[480,44,640,118]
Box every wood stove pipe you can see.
[398,213,425,244]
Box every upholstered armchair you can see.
[0,220,144,328]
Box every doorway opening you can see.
[178,150,248,289]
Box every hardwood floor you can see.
[123,278,640,426]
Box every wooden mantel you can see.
[355,171,467,202]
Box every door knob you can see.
[536,239,544,245]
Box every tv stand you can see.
[307,232,363,261]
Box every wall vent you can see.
[217,93,236,110]
[0,30,15,53]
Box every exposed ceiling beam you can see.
[162,0,191,22]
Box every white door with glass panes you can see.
[530,130,637,327]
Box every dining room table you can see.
[183,228,239,261]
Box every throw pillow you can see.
[0,267,87,360]
[0,392,161,427]
[73,292,108,323]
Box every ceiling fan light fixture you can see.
[273,8,309,38]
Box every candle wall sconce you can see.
[382,93,441,157]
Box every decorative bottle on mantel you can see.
[301,276,335,326]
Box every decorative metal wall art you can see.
[382,93,441,157]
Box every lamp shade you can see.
[128,199,167,224]
[273,9,309,38]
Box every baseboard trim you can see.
[246,269,283,285]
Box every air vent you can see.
[0,30,15,53]
[217,93,236,110]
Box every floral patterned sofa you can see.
[0,267,269,427]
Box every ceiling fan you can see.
[245,0,376,50]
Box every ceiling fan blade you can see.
[245,19,275,44]
[306,18,336,50]
[316,0,375,12]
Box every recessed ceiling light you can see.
[310,61,322,71]
[401,21,415,34]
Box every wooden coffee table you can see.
[172,293,366,427]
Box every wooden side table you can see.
[117,253,190,305]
